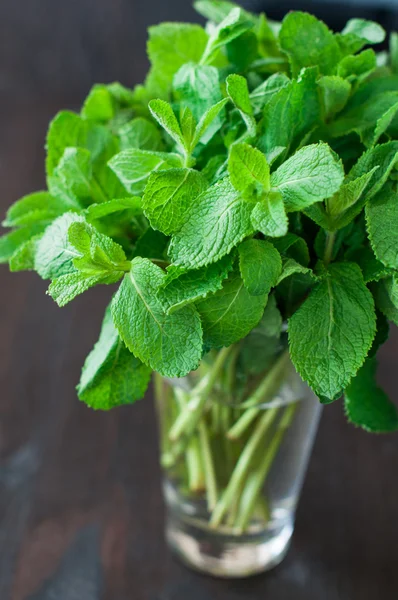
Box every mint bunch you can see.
[2,1,398,432]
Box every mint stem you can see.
[323,231,336,265]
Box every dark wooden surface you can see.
[1,2,398,599]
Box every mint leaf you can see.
[108,149,180,195]
[249,73,290,115]
[251,190,288,238]
[111,257,203,377]
[289,262,376,399]
[373,278,398,326]
[0,224,45,264]
[327,169,378,218]
[347,246,393,284]
[258,67,321,156]
[226,74,256,137]
[340,19,386,54]
[337,49,376,81]
[34,213,84,279]
[85,197,142,221]
[46,111,87,176]
[238,239,282,296]
[81,85,115,122]
[279,12,341,76]
[142,168,208,235]
[9,234,42,272]
[196,271,268,347]
[48,272,106,307]
[346,142,398,200]
[271,143,344,212]
[148,99,186,152]
[200,7,254,65]
[366,183,398,269]
[318,76,351,120]
[146,23,208,97]
[78,308,152,410]
[345,358,398,433]
[54,148,107,205]
[276,257,313,285]
[173,64,223,144]
[192,99,229,148]
[3,191,71,227]
[194,1,252,23]
[169,178,254,268]
[119,118,164,152]
[159,254,234,314]
[228,143,270,194]
[273,233,310,266]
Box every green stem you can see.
[227,350,290,440]
[234,402,298,533]
[169,346,233,442]
[323,231,336,265]
[186,434,205,492]
[198,421,218,510]
[210,406,280,529]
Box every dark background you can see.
[1,1,398,599]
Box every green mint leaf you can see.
[345,358,398,433]
[81,85,115,122]
[111,257,203,377]
[347,246,393,284]
[238,239,282,296]
[337,49,376,81]
[276,257,313,285]
[9,234,42,272]
[228,143,270,194]
[0,224,45,264]
[85,197,142,221]
[169,178,254,268]
[46,111,87,177]
[146,23,208,98]
[329,91,398,143]
[194,1,252,23]
[272,233,310,266]
[192,99,229,148]
[54,147,107,205]
[289,262,376,399]
[279,12,341,77]
[258,67,321,157]
[227,30,259,70]
[385,276,398,308]
[346,141,398,200]
[108,149,180,195]
[158,254,234,314]
[270,143,344,212]
[201,7,254,65]
[327,169,378,218]
[48,272,107,307]
[142,168,208,235]
[366,183,398,269]
[318,76,351,120]
[226,74,256,137]
[68,221,127,278]
[34,212,84,279]
[340,19,386,54]
[3,191,71,228]
[119,117,164,152]
[173,64,223,145]
[78,308,152,410]
[373,278,398,326]
[196,271,268,347]
[251,190,288,238]
[249,73,290,115]
[148,99,186,151]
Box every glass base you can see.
[166,512,294,578]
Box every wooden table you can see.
[1,2,398,598]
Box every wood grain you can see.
[0,2,398,599]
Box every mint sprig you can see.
[1,1,397,431]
